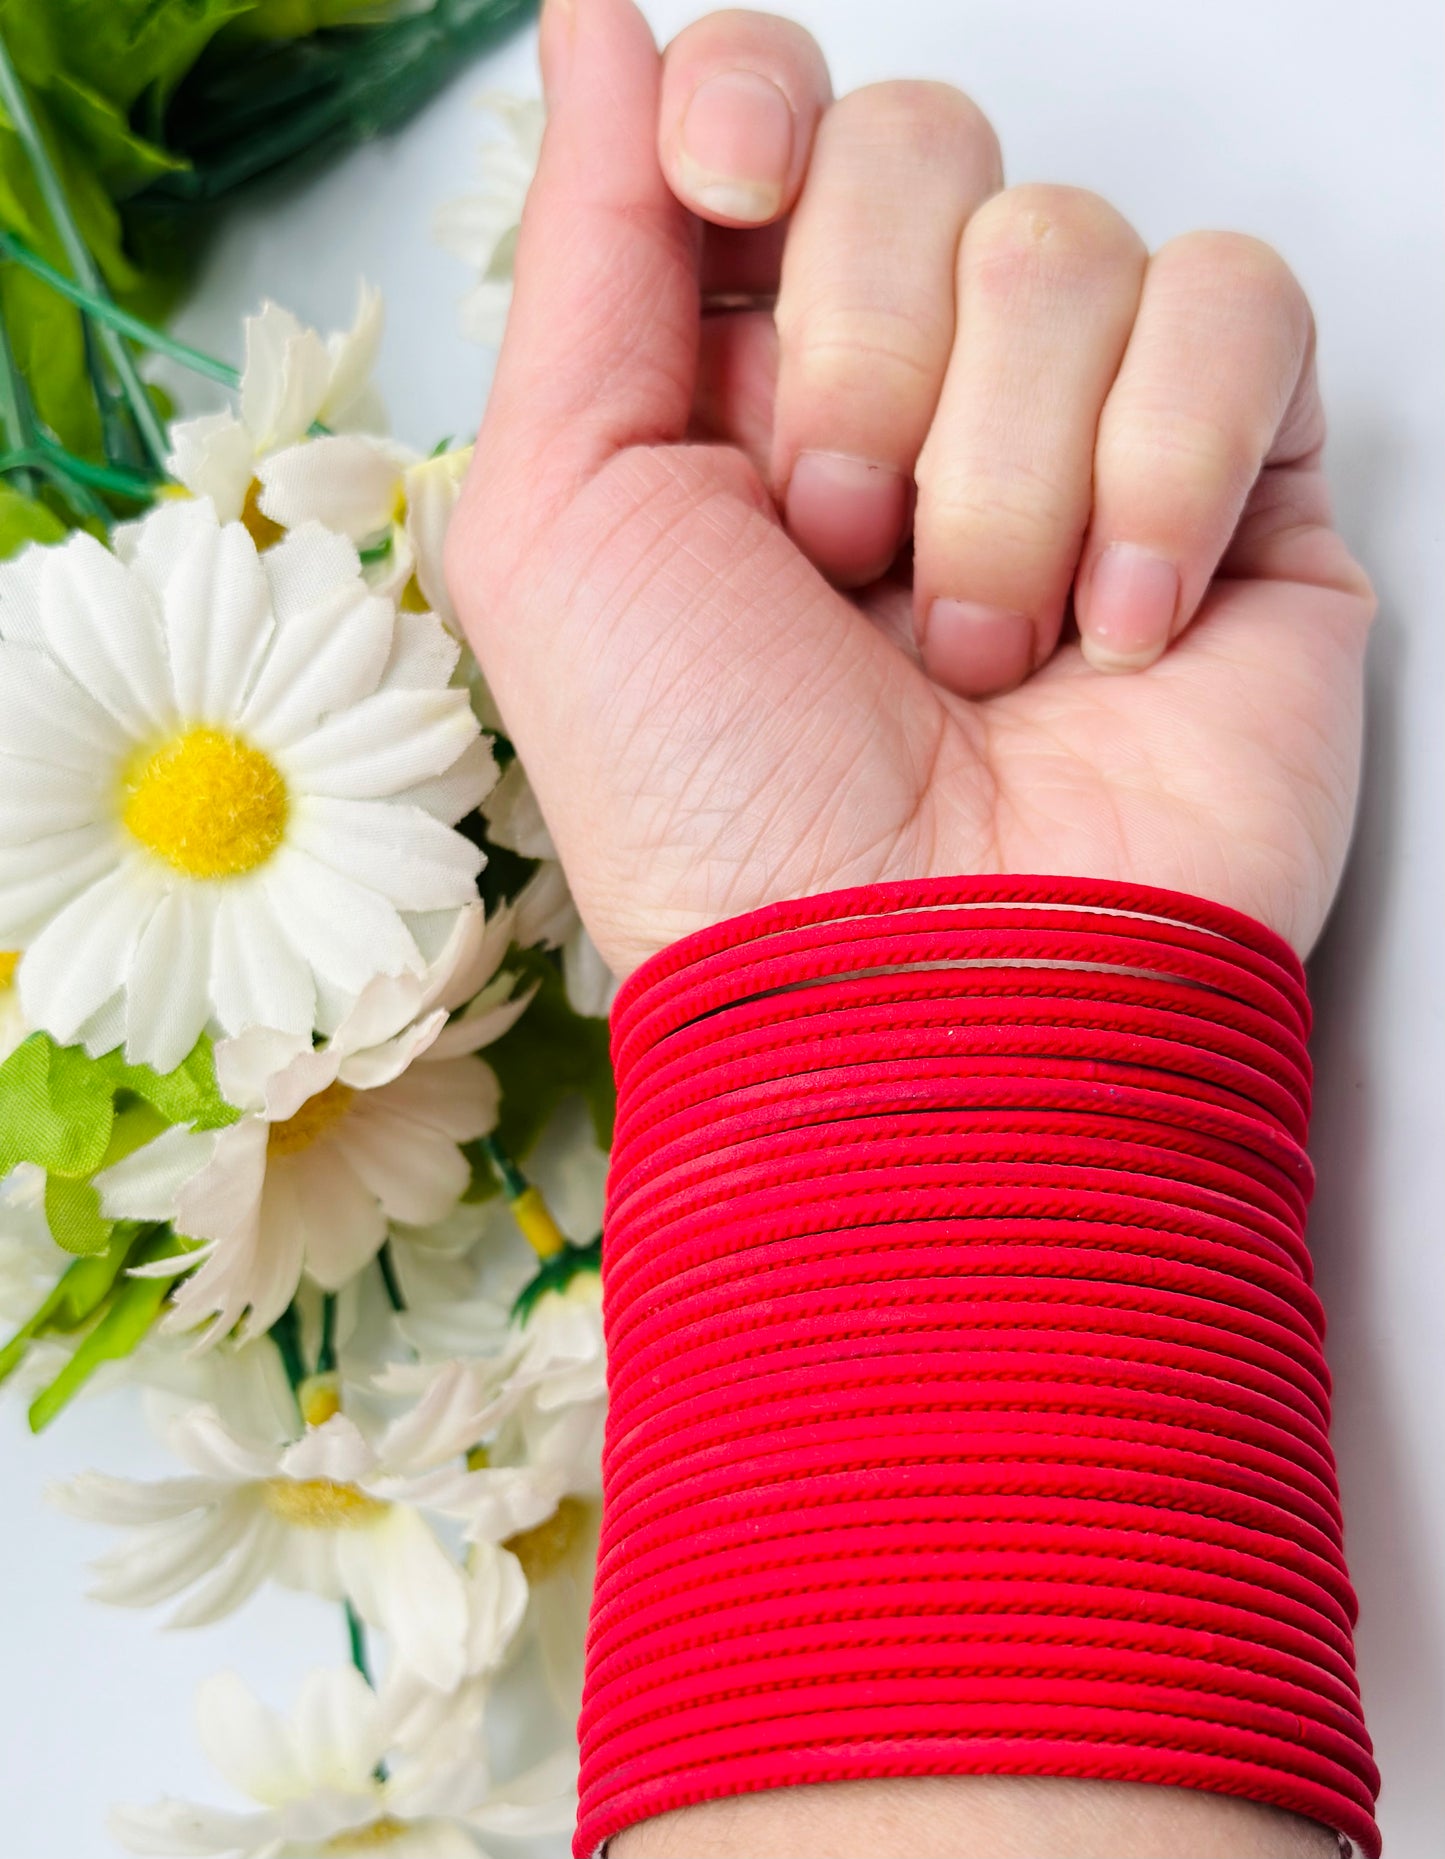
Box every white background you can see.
[2,2,1442,1853]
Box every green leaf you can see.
[44,1171,111,1256]
[465,949,615,1197]
[0,1220,141,1384]
[0,1031,237,1246]
[0,480,66,556]
[27,1230,183,1429]
[0,1034,121,1180]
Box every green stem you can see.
[0,311,35,498]
[316,1291,339,1376]
[0,441,157,500]
[377,1243,405,1313]
[0,34,170,468]
[345,1600,375,1686]
[0,232,240,390]
[478,1132,528,1201]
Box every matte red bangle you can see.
[576,876,1379,1858]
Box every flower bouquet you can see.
[0,6,605,1849]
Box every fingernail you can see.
[923,600,1034,696]
[679,71,794,222]
[539,0,575,105]
[1082,544,1180,671]
[786,453,910,584]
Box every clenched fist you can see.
[448,0,1373,977]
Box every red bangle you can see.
[577,876,1379,1858]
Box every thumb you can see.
[474,0,699,537]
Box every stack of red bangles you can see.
[575,876,1380,1858]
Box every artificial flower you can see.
[484,762,616,1017]
[110,1665,573,1858]
[52,1387,543,1689]
[167,290,387,526]
[434,94,545,346]
[257,439,474,633]
[0,500,491,1073]
[97,905,529,1343]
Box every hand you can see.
[448,0,1374,974]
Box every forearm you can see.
[613,1775,1338,1858]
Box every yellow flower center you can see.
[268,1081,356,1158]
[241,478,286,551]
[0,951,18,993]
[122,727,288,879]
[504,1495,596,1583]
[321,1817,410,1852]
[260,1477,389,1529]
[299,1373,342,1428]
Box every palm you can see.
[518,447,1367,973]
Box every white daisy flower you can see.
[51,1387,533,1689]
[434,93,545,347]
[110,1665,574,1858]
[167,288,387,526]
[484,762,616,1018]
[256,439,473,633]
[97,905,531,1344]
[0,500,492,1075]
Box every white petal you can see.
[49,1470,219,1526]
[239,584,393,750]
[292,1665,386,1794]
[436,901,512,1011]
[261,848,420,992]
[235,1167,308,1337]
[257,435,408,541]
[39,533,173,738]
[281,689,481,799]
[402,448,471,630]
[291,797,481,911]
[341,1510,469,1691]
[378,609,459,693]
[123,886,218,1073]
[88,1505,240,1609]
[291,1145,387,1291]
[18,859,155,1046]
[481,760,554,858]
[164,1510,275,1628]
[379,1361,493,1474]
[240,303,331,451]
[426,983,535,1059]
[564,924,617,1017]
[164,1403,278,1480]
[165,413,255,520]
[320,283,386,429]
[212,1029,315,1117]
[109,1796,269,1856]
[0,826,120,945]
[161,517,273,720]
[0,639,128,772]
[393,736,497,827]
[174,1117,270,1244]
[331,1106,471,1226]
[0,541,47,646]
[97,1124,222,1222]
[0,754,107,840]
[211,885,316,1041]
[261,522,363,627]
[278,1414,377,1485]
[196,1668,309,1805]
[511,860,577,951]
[373,1055,498,1143]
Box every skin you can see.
[447,1,1372,1851]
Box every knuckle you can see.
[1107,411,1260,506]
[1159,230,1312,330]
[781,303,945,402]
[963,184,1144,293]
[832,79,1002,178]
[916,457,1081,557]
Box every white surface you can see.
[3,2,1442,1853]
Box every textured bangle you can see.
[576,876,1379,1858]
